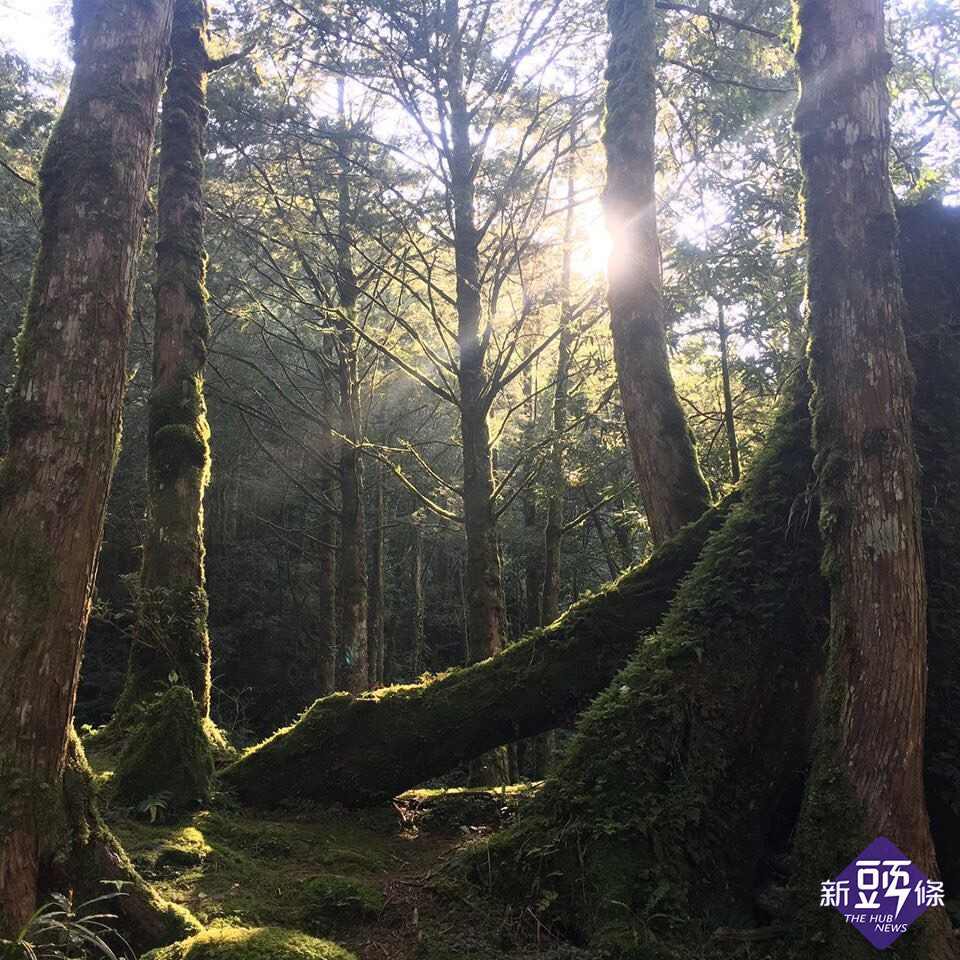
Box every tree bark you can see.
[604,0,712,545]
[792,1,953,955]
[443,0,508,785]
[0,0,174,933]
[219,502,725,807]
[368,462,385,688]
[117,0,212,722]
[315,474,338,697]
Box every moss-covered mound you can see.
[143,926,356,960]
[111,685,214,813]
[299,875,383,926]
[155,825,212,868]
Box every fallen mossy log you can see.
[218,503,728,807]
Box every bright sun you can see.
[574,215,613,279]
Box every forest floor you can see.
[93,762,571,960]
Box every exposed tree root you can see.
[50,735,201,953]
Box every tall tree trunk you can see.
[717,302,740,484]
[605,0,711,545]
[521,312,543,633]
[0,0,176,933]
[334,84,368,694]
[368,462,385,688]
[444,0,507,786]
[541,141,576,627]
[793,1,953,955]
[117,0,212,722]
[411,524,425,675]
[316,467,338,697]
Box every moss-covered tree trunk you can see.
[792,1,954,955]
[0,0,179,934]
[482,376,824,952]
[604,0,711,545]
[117,0,213,723]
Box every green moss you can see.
[116,366,213,722]
[56,734,202,950]
[147,373,211,490]
[108,805,396,933]
[396,786,532,832]
[299,875,383,926]
[202,719,239,764]
[142,926,356,960]
[111,686,214,813]
[475,375,824,954]
[118,583,211,717]
[152,422,209,477]
[0,518,54,613]
[156,826,213,868]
